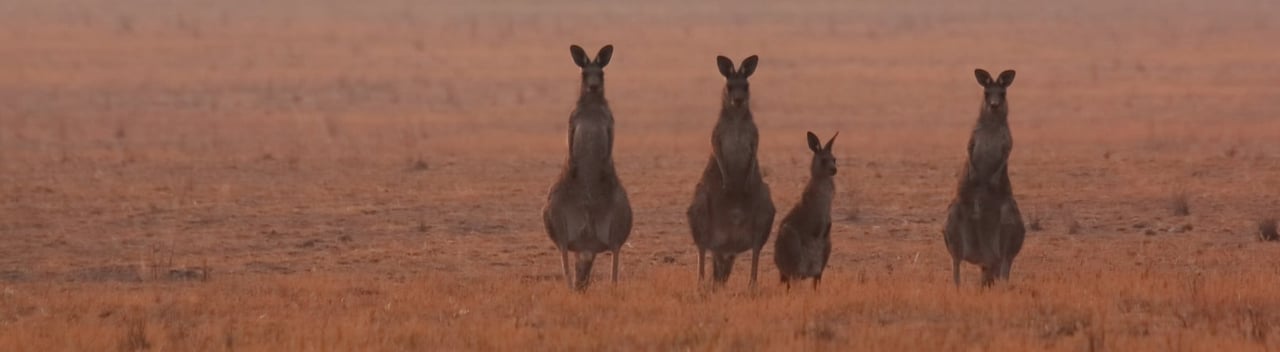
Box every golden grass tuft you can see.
[1259,218,1279,242]
[1170,188,1192,217]
[2,0,1280,350]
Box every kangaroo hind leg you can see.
[574,252,597,291]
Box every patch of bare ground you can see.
[1,0,1279,350]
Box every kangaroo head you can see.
[806,131,838,177]
[570,44,614,95]
[974,69,1016,113]
[717,55,758,109]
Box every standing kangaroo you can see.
[774,132,838,290]
[943,68,1027,288]
[542,44,633,291]
[687,55,776,288]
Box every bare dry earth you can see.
[1,0,1279,350]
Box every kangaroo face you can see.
[717,55,759,109]
[724,77,750,107]
[806,132,839,177]
[983,84,1007,110]
[570,44,613,95]
[581,66,604,94]
[814,152,837,176]
[974,69,1016,113]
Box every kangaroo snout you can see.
[584,75,603,93]
[726,89,748,107]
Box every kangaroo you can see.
[542,44,633,291]
[687,55,776,288]
[943,68,1026,288]
[774,132,838,290]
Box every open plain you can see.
[2,0,1280,350]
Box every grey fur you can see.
[543,44,633,291]
[943,68,1026,288]
[774,132,838,291]
[687,55,776,288]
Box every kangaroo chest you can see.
[969,127,1010,179]
[570,108,614,180]
[714,123,757,176]
[572,120,609,162]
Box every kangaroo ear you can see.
[594,45,614,67]
[824,132,839,152]
[570,45,590,67]
[807,132,822,153]
[974,69,993,87]
[716,56,735,78]
[997,69,1016,87]
[739,55,759,77]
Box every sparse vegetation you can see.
[1028,211,1044,232]
[1170,188,1192,216]
[1066,211,1083,235]
[1259,218,1278,242]
[118,319,150,352]
[3,268,1280,350]
[842,190,862,222]
[1,0,1279,350]
[407,158,430,172]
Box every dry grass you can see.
[1260,219,1279,242]
[1028,211,1044,232]
[2,0,1280,350]
[4,264,1280,350]
[1064,211,1084,235]
[1170,188,1193,217]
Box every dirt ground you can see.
[2,0,1279,350]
